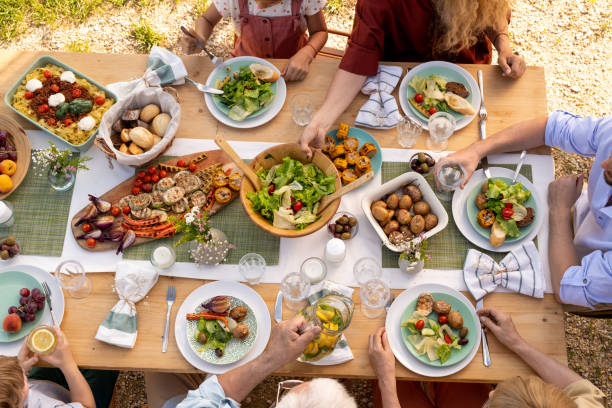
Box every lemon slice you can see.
[30,327,56,354]
[249,63,279,82]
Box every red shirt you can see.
[339,0,493,76]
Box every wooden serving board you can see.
[71,149,242,252]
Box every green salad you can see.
[196,319,232,355]
[214,66,274,121]
[408,74,451,114]
[484,179,532,238]
[247,157,336,230]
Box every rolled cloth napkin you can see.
[107,46,188,99]
[463,241,544,301]
[302,280,354,366]
[354,65,403,129]
[95,262,159,348]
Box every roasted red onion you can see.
[89,194,112,213]
[116,230,136,255]
[93,215,115,230]
[202,296,231,314]
[75,203,98,225]
[104,225,125,242]
[77,229,102,240]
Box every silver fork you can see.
[41,281,58,327]
[477,70,492,179]
[162,285,176,353]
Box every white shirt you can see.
[213,0,326,35]
[26,380,83,408]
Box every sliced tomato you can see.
[444,333,452,345]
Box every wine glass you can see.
[54,260,92,299]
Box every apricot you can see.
[3,313,21,333]
[0,174,12,193]
[0,160,16,176]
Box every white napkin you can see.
[354,65,403,129]
[463,241,543,301]
[303,281,354,366]
[95,262,159,348]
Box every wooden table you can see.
[0,51,565,382]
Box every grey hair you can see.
[276,378,357,408]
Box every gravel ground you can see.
[2,0,611,406]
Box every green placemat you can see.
[0,151,77,256]
[381,162,534,269]
[122,157,280,265]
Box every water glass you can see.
[353,257,382,286]
[360,278,390,318]
[435,161,466,202]
[280,272,311,312]
[150,245,176,271]
[290,93,314,126]
[397,116,423,148]
[427,112,456,152]
[54,260,92,299]
[300,257,327,284]
[238,253,266,285]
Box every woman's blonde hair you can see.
[0,356,26,408]
[489,376,578,408]
[432,0,510,55]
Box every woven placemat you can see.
[0,151,77,257]
[381,162,534,269]
[122,157,280,265]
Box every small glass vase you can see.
[398,258,424,274]
[48,167,76,191]
[188,228,232,266]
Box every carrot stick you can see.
[185,312,228,325]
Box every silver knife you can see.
[185,77,224,95]
[274,291,283,322]
[180,26,223,66]
[477,70,492,180]
[476,298,491,367]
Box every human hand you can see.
[262,315,321,368]
[477,307,524,351]
[548,174,584,212]
[181,27,204,55]
[39,327,76,371]
[299,116,328,159]
[498,51,526,79]
[281,48,313,81]
[434,148,482,189]
[368,327,396,382]
[17,340,38,373]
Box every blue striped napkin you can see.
[355,65,403,129]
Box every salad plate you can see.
[325,126,382,185]
[175,280,271,374]
[204,56,287,129]
[0,271,45,343]
[452,167,545,252]
[386,283,480,377]
[398,61,480,131]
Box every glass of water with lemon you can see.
[27,325,57,355]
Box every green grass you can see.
[30,0,104,25]
[131,22,165,53]
[325,0,343,14]
[0,0,28,41]
[66,40,91,52]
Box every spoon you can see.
[511,150,527,184]
[214,135,261,191]
[317,171,374,215]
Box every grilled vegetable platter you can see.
[70,149,243,252]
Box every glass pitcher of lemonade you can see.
[298,294,354,362]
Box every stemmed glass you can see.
[54,260,92,299]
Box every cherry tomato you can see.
[268,184,275,194]
[122,206,131,215]
[50,84,60,93]
[47,118,56,126]
[24,91,34,100]
[438,314,448,324]
[189,163,197,172]
[38,104,50,113]
[110,206,121,216]
[292,201,303,212]
[137,171,147,180]
[414,93,424,103]
[64,118,73,127]
[415,320,425,331]
[444,333,452,345]
[142,183,153,193]
[131,187,141,195]
[502,207,514,220]
[176,159,187,168]
[147,166,157,175]
[143,175,152,183]
[151,174,160,183]
[43,70,52,78]
[428,107,437,115]
[86,238,97,248]
[505,202,513,209]
[81,223,92,233]
[134,179,143,188]
[95,96,106,106]
[72,88,82,98]
[159,169,167,178]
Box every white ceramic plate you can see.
[204,56,287,129]
[385,283,480,377]
[361,171,449,252]
[175,280,271,374]
[398,61,480,131]
[451,167,545,252]
[0,265,65,356]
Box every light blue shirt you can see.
[176,375,240,408]
[545,111,612,308]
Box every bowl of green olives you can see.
[327,211,359,240]
[409,152,435,175]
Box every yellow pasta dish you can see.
[11,64,113,146]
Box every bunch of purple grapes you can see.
[0,130,18,162]
[7,288,45,322]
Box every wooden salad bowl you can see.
[0,114,31,200]
[239,143,342,238]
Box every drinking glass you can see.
[290,93,314,126]
[360,278,390,318]
[427,112,456,152]
[54,260,92,299]
[435,161,466,202]
[353,257,382,286]
[397,116,423,148]
[150,244,176,271]
[280,272,311,312]
[300,257,327,284]
[238,253,266,285]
